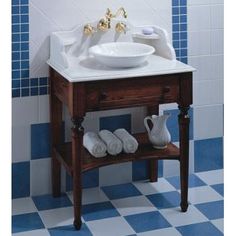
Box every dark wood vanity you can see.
[49,66,193,230]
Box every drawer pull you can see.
[99,92,108,100]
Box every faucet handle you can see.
[97,18,110,31]
[83,24,97,36]
[105,8,114,19]
[115,22,127,34]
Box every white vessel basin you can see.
[89,42,155,68]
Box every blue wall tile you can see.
[12,0,20,5]
[164,108,194,142]
[194,138,223,172]
[12,162,30,198]
[66,169,99,191]
[12,89,20,97]
[132,160,163,181]
[21,88,29,97]
[12,70,20,79]
[100,114,131,132]
[31,122,65,160]
[12,80,21,89]
[31,123,51,160]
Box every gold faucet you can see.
[97,7,127,32]
[84,7,128,35]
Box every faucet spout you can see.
[115,7,128,18]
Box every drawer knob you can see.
[99,92,108,100]
[163,86,170,93]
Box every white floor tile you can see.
[111,196,156,216]
[188,186,223,204]
[12,197,37,216]
[86,216,135,236]
[13,229,50,236]
[137,227,182,236]
[211,218,224,233]
[195,169,224,185]
[67,187,109,205]
[133,178,176,195]
[159,205,208,227]
[39,207,74,228]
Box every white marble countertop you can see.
[47,55,195,83]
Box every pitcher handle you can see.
[144,116,153,134]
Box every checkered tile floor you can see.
[12,169,224,236]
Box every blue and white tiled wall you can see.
[12,0,224,198]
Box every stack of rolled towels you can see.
[83,128,139,158]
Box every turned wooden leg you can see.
[71,118,84,230]
[178,105,190,212]
[147,105,159,182]
[49,72,62,197]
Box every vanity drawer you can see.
[86,76,179,111]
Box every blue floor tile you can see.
[194,138,223,172]
[125,211,171,233]
[48,224,92,236]
[101,183,142,200]
[166,174,207,189]
[176,222,223,236]
[211,184,224,196]
[82,201,120,221]
[147,191,181,209]
[195,200,224,220]
[12,212,44,233]
[32,193,72,211]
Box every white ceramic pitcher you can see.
[144,114,171,149]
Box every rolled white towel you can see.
[99,130,123,155]
[114,129,139,153]
[83,132,107,158]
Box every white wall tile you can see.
[188,0,211,5]
[211,0,224,4]
[194,104,224,140]
[12,125,31,163]
[193,80,224,106]
[99,163,132,186]
[12,97,39,126]
[188,31,211,56]
[131,107,147,133]
[211,4,224,29]
[12,97,39,163]
[188,6,211,31]
[30,158,52,196]
[211,30,224,54]
[189,55,224,81]
[39,95,50,123]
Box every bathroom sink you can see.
[89,42,155,68]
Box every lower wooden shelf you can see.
[53,133,180,175]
